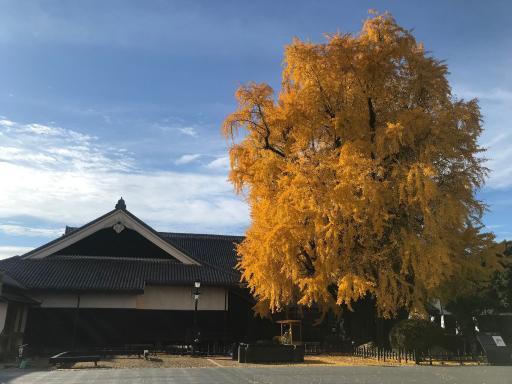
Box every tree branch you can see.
[368,97,377,160]
[298,248,316,277]
[256,104,286,158]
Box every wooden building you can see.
[0,199,272,354]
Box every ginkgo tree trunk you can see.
[223,12,497,318]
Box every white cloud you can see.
[452,86,512,189]
[454,88,512,103]
[0,119,132,173]
[0,246,33,259]
[0,118,248,237]
[175,154,201,165]
[179,127,197,137]
[485,144,512,189]
[0,224,62,237]
[0,161,248,229]
[156,124,199,138]
[207,156,230,170]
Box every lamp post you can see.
[193,280,201,355]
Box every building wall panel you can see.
[31,286,227,311]
[136,286,227,311]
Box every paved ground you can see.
[0,365,510,384]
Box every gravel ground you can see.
[70,355,219,369]
[70,354,411,369]
[208,355,402,367]
[5,354,483,370]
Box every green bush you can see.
[389,319,444,352]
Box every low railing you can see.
[353,346,416,363]
[352,345,486,365]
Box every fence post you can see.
[398,348,401,364]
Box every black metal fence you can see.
[165,342,233,356]
[35,341,487,365]
[352,345,486,365]
[160,341,486,365]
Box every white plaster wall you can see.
[32,292,137,309]
[0,302,8,333]
[80,293,137,309]
[32,293,78,308]
[31,286,228,311]
[136,286,227,311]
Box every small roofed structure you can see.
[276,319,302,345]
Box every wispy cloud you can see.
[206,155,230,171]
[0,246,33,259]
[0,224,62,237]
[454,87,512,103]
[0,119,134,172]
[452,86,512,189]
[178,127,198,137]
[175,154,201,165]
[154,123,199,138]
[0,118,248,242]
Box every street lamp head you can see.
[194,281,201,288]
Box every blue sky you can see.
[0,0,510,257]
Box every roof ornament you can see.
[112,221,125,234]
[115,197,126,210]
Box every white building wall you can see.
[32,293,79,308]
[81,293,137,309]
[31,286,228,311]
[136,286,227,311]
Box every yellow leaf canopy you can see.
[223,13,494,317]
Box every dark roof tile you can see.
[1,209,246,291]
[0,255,239,291]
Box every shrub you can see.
[389,319,444,352]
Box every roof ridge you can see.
[48,255,182,263]
[159,232,245,239]
[63,227,245,240]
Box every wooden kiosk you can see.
[276,319,302,345]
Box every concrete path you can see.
[0,365,510,384]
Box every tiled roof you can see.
[59,229,244,272]
[0,255,240,291]
[0,203,246,291]
[2,271,27,290]
[160,232,243,271]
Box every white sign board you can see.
[492,336,506,347]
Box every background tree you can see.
[443,240,511,346]
[223,12,497,318]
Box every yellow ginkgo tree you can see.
[223,12,496,318]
